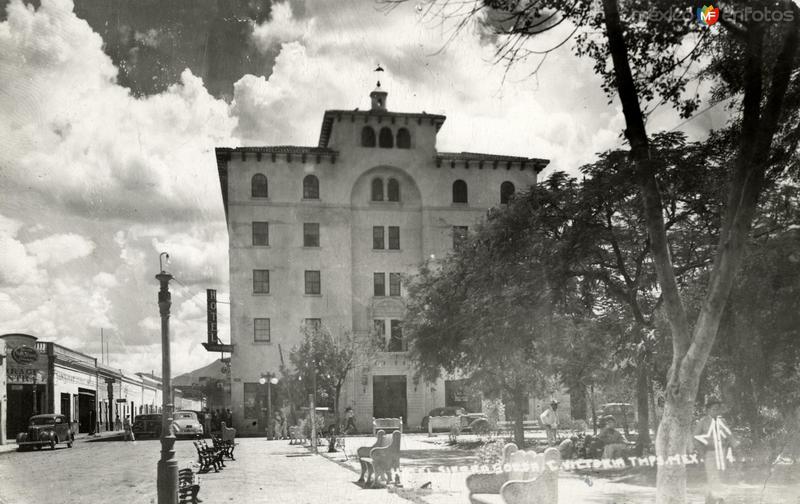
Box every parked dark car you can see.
[16,414,74,450]
[132,413,163,438]
[421,407,466,431]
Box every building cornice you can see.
[318,109,447,148]
[436,152,550,173]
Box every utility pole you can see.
[101,328,104,365]
[310,336,317,453]
[156,252,177,504]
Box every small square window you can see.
[373,226,385,250]
[304,223,320,247]
[254,318,270,342]
[253,269,269,294]
[252,222,269,246]
[388,226,400,250]
[389,273,401,296]
[305,270,321,295]
[374,273,386,296]
[304,318,322,332]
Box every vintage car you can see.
[132,413,163,438]
[16,414,74,450]
[421,407,490,433]
[172,410,204,438]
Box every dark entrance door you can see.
[78,389,96,433]
[372,375,407,422]
[61,393,71,420]
[7,384,43,438]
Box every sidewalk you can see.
[197,438,414,503]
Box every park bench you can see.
[211,434,236,460]
[360,430,402,488]
[496,420,541,433]
[193,440,224,473]
[178,467,201,504]
[466,444,561,504]
[372,416,403,435]
[427,415,461,437]
[357,430,388,483]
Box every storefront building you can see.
[2,333,185,444]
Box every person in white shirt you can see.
[539,400,559,445]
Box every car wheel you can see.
[35,445,42,451]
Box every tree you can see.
[405,193,567,446]
[383,1,800,501]
[285,322,378,425]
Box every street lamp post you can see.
[156,253,178,504]
[259,373,279,438]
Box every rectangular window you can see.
[373,319,386,350]
[388,319,404,352]
[304,318,322,332]
[389,273,401,296]
[305,270,321,295]
[374,273,386,296]
[453,226,468,251]
[253,269,269,294]
[372,226,385,250]
[252,221,269,246]
[303,223,320,247]
[388,226,400,250]
[254,318,270,342]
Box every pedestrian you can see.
[693,397,738,504]
[539,400,559,446]
[344,405,357,434]
[123,415,135,442]
[598,415,629,459]
[114,414,122,431]
[212,409,220,433]
[273,410,285,439]
[203,408,212,438]
[225,408,233,427]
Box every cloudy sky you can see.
[0,0,729,376]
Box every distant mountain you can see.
[173,358,229,387]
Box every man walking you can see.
[539,400,559,446]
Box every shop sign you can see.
[11,345,38,365]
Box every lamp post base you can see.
[157,436,178,504]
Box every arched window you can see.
[396,128,411,149]
[361,126,376,147]
[378,127,394,148]
[371,178,384,201]
[251,173,268,198]
[303,175,319,200]
[500,181,515,204]
[387,178,400,202]
[452,179,468,204]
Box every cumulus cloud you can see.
[251,1,311,50]
[0,0,237,221]
[27,233,95,266]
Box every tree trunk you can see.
[635,365,651,455]
[513,388,526,447]
[655,393,695,504]
[590,383,597,436]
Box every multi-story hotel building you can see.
[215,84,549,434]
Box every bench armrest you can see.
[465,473,509,495]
